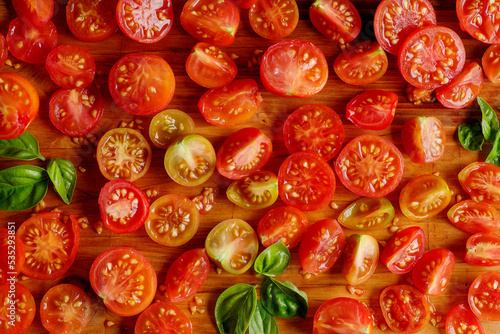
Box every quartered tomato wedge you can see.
[226,170,279,209]
[346,90,398,130]
[436,62,484,109]
[313,297,373,334]
[135,301,192,333]
[468,271,500,321]
[447,200,500,234]
[66,0,118,42]
[258,206,309,249]
[380,226,425,274]
[309,0,361,43]
[249,0,299,40]
[457,0,500,44]
[483,44,500,83]
[12,0,54,27]
[465,233,500,266]
[45,45,96,89]
[149,109,195,149]
[0,282,35,334]
[0,227,25,285]
[446,304,485,334]
[338,197,395,230]
[412,248,455,296]
[459,162,500,205]
[342,234,379,285]
[401,116,446,164]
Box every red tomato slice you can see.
[90,247,157,316]
[398,25,465,89]
[465,233,500,266]
[380,226,426,274]
[0,282,35,333]
[259,206,309,249]
[165,248,210,302]
[342,234,379,285]
[346,90,398,130]
[447,200,500,234]
[313,297,373,334]
[249,0,299,40]
[446,304,485,334]
[457,0,500,44]
[45,45,96,89]
[309,0,361,43]
[12,0,54,27]
[468,271,500,321]
[260,40,329,98]
[436,62,484,109]
[401,116,446,164]
[66,0,118,42]
[98,179,150,234]
[49,86,104,137]
[483,44,500,83]
[116,0,173,44]
[335,134,405,198]
[412,248,455,296]
[135,301,192,333]
[0,227,25,285]
[459,162,500,205]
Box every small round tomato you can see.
[299,218,345,274]
[17,212,80,280]
[227,170,279,209]
[446,304,485,334]
[0,72,39,140]
[309,0,361,43]
[260,40,328,98]
[398,25,465,89]
[283,104,344,161]
[198,79,263,127]
[259,206,309,249]
[12,0,54,27]
[335,134,405,198]
[40,284,91,334]
[468,271,500,321]
[483,44,500,83]
[0,227,25,285]
[342,234,379,285]
[313,297,373,334]
[412,248,455,296]
[465,233,500,266]
[109,53,175,115]
[249,0,299,40]
[165,248,210,302]
[0,34,7,68]
[380,285,431,333]
[334,41,388,85]
[457,0,500,44]
[0,282,35,333]
[205,219,259,274]
[380,226,426,274]
[436,62,484,109]
[448,200,500,234]
[90,247,157,317]
[66,0,118,42]
[145,194,200,247]
[180,0,240,47]
[346,90,398,130]
[401,116,446,164]
[338,197,395,230]
[135,301,192,333]
[45,45,96,89]
[459,162,500,205]
[164,134,216,186]
[149,109,195,149]
[97,128,152,182]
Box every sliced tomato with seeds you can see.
[380,226,426,274]
[313,297,373,334]
[0,227,25,285]
[447,200,500,234]
[342,234,379,285]
[446,304,485,334]
[457,0,500,44]
[149,109,196,149]
[468,271,500,321]
[465,233,500,266]
[309,0,361,43]
[483,44,500,83]
[12,0,54,27]
[45,45,96,89]
[401,116,446,164]
[227,170,279,209]
[135,301,192,333]
[436,62,484,109]
[459,162,500,205]
[66,0,118,42]
[258,206,309,250]
[249,0,299,40]
[412,248,455,296]
[0,282,35,333]
[346,90,398,130]
[338,197,395,230]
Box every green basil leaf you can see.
[261,277,308,319]
[0,132,45,161]
[215,283,257,334]
[478,97,500,142]
[458,120,484,151]
[249,300,279,334]
[486,131,500,166]
[0,165,49,211]
[47,158,77,205]
[254,241,290,277]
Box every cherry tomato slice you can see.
[459,162,500,205]
[0,282,35,333]
[0,227,25,285]
[249,0,299,40]
[346,90,398,130]
[45,45,96,89]
[12,0,54,27]
[401,116,446,164]
[380,226,426,274]
[468,271,500,321]
[412,248,455,296]
[149,109,195,149]
[446,304,485,334]
[465,233,500,266]
[226,170,279,209]
[258,206,309,249]
[447,200,500,234]
[483,44,500,83]
[313,297,373,334]
[342,234,379,285]
[436,62,484,109]
[135,301,192,333]
[66,0,118,43]
[457,0,500,44]
[338,197,395,230]
[309,0,361,43]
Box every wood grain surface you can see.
[1,0,499,333]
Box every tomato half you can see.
[0,227,25,285]
[40,284,91,334]
[98,179,150,234]
[468,271,500,321]
[17,212,80,280]
[205,219,259,274]
[342,234,379,285]
[0,72,39,140]
[465,233,500,266]
[459,162,500,205]
[299,218,345,274]
[45,45,96,89]
[483,44,500,83]
[335,134,405,198]
[135,301,192,334]
[249,0,299,40]
[165,248,210,302]
[309,0,361,43]
[96,128,152,182]
[260,40,329,98]
[149,109,196,149]
[180,0,240,47]
[401,116,446,164]
[0,282,35,334]
[313,297,373,334]
[398,25,465,89]
[436,62,484,109]
[446,304,485,334]
[258,206,309,249]
[457,0,500,44]
[109,53,175,115]
[66,0,118,42]
[90,247,157,317]
[346,90,398,130]
[338,197,395,230]
[12,0,54,27]
[227,170,279,209]
[447,200,500,234]
[380,226,426,274]
[412,248,455,296]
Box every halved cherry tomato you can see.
[346,90,397,130]
[457,0,500,44]
[66,0,118,42]
[338,197,395,230]
[447,200,500,234]
[335,134,405,198]
[342,234,379,285]
[45,45,96,89]
[0,227,25,285]
[380,226,425,274]
[0,282,35,333]
[165,248,210,302]
[299,218,345,274]
[249,0,299,40]
[40,284,91,334]
[459,162,500,205]
[260,40,328,98]
[164,134,216,186]
[401,116,446,164]
[279,151,336,211]
[0,34,7,68]
[0,72,39,140]
[412,248,455,296]
[436,62,484,109]
[149,109,195,149]
[205,219,259,274]
[17,212,80,280]
[283,104,344,161]
[309,0,361,43]
[468,271,500,321]
[380,285,431,333]
[227,170,279,209]
[465,233,500,266]
[145,194,200,247]
[90,247,157,317]
[483,44,500,83]
[180,0,240,47]
[109,53,175,115]
[135,301,192,333]
[398,25,465,89]
[258,206,309,249]
[96,128,152,182]
[313,297,373,334]
[198,79,263,127]
[12,0,54,27]
[446,304,485,334]
[186,42,237,88]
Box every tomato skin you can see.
[299,218,345,274]
[483,44,500,83]
[309,0,361,43]
[313,297,373,334]
[380,226,426,274]
[447,200,500,234]
[446,304,485,334]
[249,0,299,40]
[412,248,455,296]
[135,301,192,333]
[401,116,446,164]
[342,234,379,285]
[457,0,500,44]
[66,0,118,42]
[465,233,500,266]
[338,197,395,230]
[231,0,257,8]
[226,170,279,209]
[45,45,96,89]
[0,228,25,285]
[0,282,36,334]
[259,206,309,250]
[468,271,500,321]
[436,62,484,109]
[12,0,54,27]
[459,162,500,205]
[346,90,398,130]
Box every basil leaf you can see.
[261,277,308,319]
[458,120,484,151]
[254,241,290,277]
[215,283,257,334]
[249,300,279,334]
[0,165,49,211]
[486,131,500,166]
[47,158,77,205]
[478,97,500,142]
[0,132,45,161]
